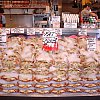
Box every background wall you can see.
[5,14,33,28]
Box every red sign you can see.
[42,29,58,51]
[43,42,58,51]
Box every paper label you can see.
[42,29,58,51]
[64,23,77,28]
[78,29,87,36]
[27,28,35,35]
[11,28,24,33]
[52,16,60,28]
[0,35,7,42]
[87,37,96,51]
[0,28,10,35]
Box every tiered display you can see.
[0,28,100,96]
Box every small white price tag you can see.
[87,37,96,51]
[64,23,77,28]
[0,35,7,42]
[54,28,62,35]
[0,43,7,48]
[89,24,96,28]
[27,28,35,35]
[35,28,44,34]
[52,16,60,28]
[11,28,24,33]
[52,16,60,22]
[0,28,10,35]
[78,29,87,36]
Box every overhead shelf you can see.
[1,0,49,9]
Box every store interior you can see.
[0,0,100,28]
[0,0,100,99]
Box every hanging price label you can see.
[0,35,7,42]
[0,28,10,35]
[42,29,58,51]
[11,28,24,33]
[52,16,60,28]
[43,32,57,38]
[54,28,62,35]
[87,37,96,51]
[64,23,77,28]
[27,28,35,35]
[78,29,87,36]
[43,42,58,51]
[35,28,44,34]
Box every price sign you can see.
[27,28,35,35]
[35,28,44,34]
[43,31,57,38]
[52,16,60,28]
[0,43,7,48]
[64,23,77,28]
[78,29,87,36]
[87,37,96,51]
[52,16,60,22]
[11,28,24,33]
[43,37,58,44]
[0,28,10,35]
[0,35,7,42]
[88,24,96,28]
[42,29,58,51]
[54,28,62,35]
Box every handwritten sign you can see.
[0,28,10,35]
[0,43,7,49]
[78,29,87,36]
[54,28,62,35]
[27,28,35,35]
[87,37,96,51]
[0,35,7,42]
[35,28,44,34]
[11,28,24,33]
[64,23,77,28]
[42,29,58,51]
[52,16,60,28]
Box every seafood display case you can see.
[0,28,100,97]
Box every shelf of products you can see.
[0,28,100,96]
[1,0,49,9]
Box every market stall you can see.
[0,0,100,98]
[0,28,100,97]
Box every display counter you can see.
[0,28,100,97]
